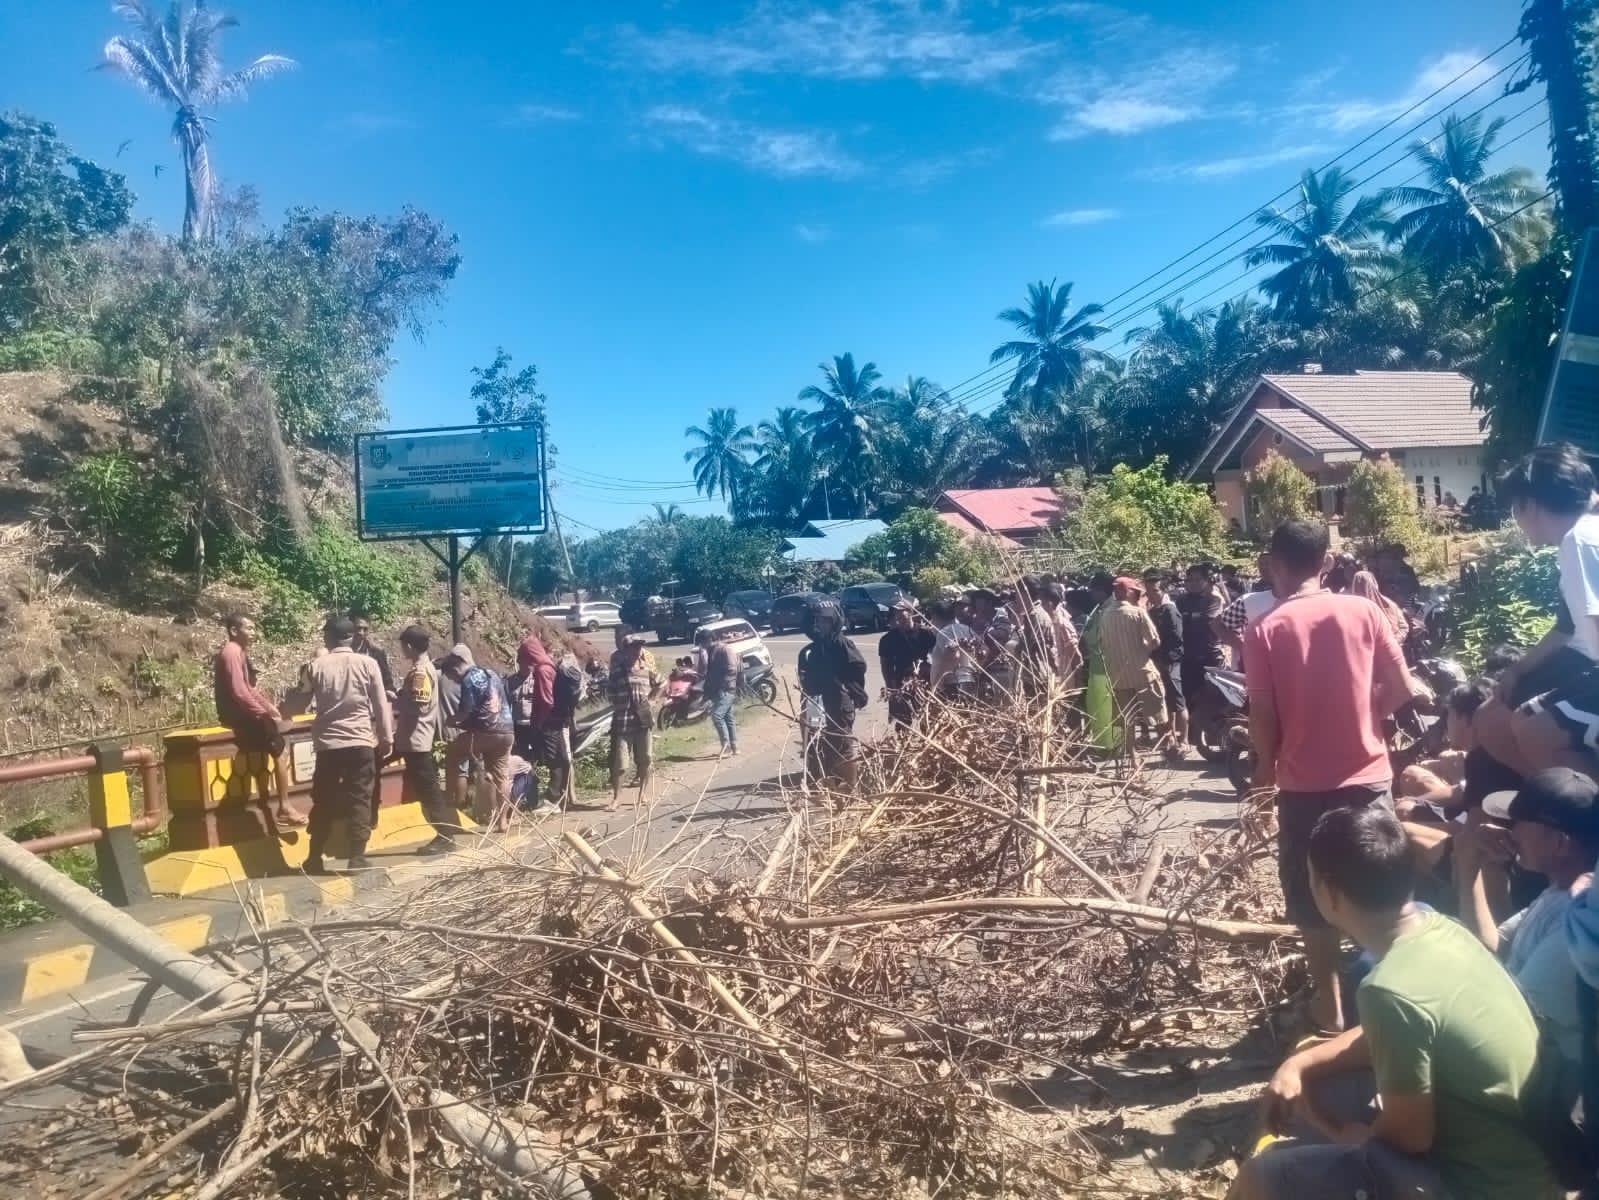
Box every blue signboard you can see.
[1538,228,1599,457]
[355,423,546,540]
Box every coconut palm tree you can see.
[683,407,755,506]
[1384,114,1546,272]
[989,280,1109,412]
[650,502,685,525]
[799,353,889,515]
[875,377,991,504]
[746,407,820,527]
[1246,167,1390,326]
[101,1,293,243]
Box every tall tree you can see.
[1385,114,1546,272]
[1246,167,1389,325]
[471,348,547,431]
[1513,0,1599,235]
[875,377,991,505]
[100,0,293,243]
[650,502,685,525]
[683,406,754,506]
[746,406,819,528]
[989,280,1108,411]
[799,353,888,515]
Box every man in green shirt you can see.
[1231,804,1559,1200]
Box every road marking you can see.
[150,913,214,953]
[19,946,96,1005]
[4,978,143,1032]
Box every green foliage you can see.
[812,563,844,593]
[1452,541,1562,670]
[472,347,547,431]
[1473,243,1570,462]
[0,815,102,930]
[842,567,885,585]
[258,577,318,643]
[266,522,424,623]
[848,507,968,576]
[1056,457,1228,571]
[60,451,187,564]
[1343,455,1428,551]
[0,328,103,370]
[0,112,132,334]
[1244,450,1319,535]
[910,566,955,601]
[571,516,775,599]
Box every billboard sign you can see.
[355,423,546,540]
[1537,228,1599,456]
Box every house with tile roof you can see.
[1186,370,1490,533]
[782,518,888,564]
[936,487,1068,547]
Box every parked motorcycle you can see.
[1203,667,1255,795]
[1388,657,1466,774]
[741,661,778,706]
[659,662,778,727]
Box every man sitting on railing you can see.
[214,612,306,830]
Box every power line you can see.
[936,42,1528,410]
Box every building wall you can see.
[1390,446,1488,508]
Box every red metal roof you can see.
[939,487,1065,535]
[937,510,1021,549]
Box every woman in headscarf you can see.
[1350,569,1409,645]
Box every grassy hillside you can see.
[0,370,592,763]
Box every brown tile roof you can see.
[1260,371,1484,451]
[1253,407,1358,454]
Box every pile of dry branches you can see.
[9,678,1299,1199]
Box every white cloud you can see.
[1313,50,1498,133]
[643,105,863,178]
[1145,143,1332,181]
[510,103,581,124]
[795,222,831,243]
[1042,207,1119,227]
[614,1,1045,84]
[1048,48,1237,139]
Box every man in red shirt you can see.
[1245,521,1414,1033]
[213,613,306,829]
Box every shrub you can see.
[1244,451,1319,535]
[911,566,955,601]
[269,521,424,623]
[0,328,103,371]
[812,563,844,594]
[60,451,187,564]
[1056,457,1228,572]
[1452,540,1561,670]
[1344,454,1427,552]
[258,577,318,643]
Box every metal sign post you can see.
[354,423,548,645]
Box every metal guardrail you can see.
[0,744,163,904]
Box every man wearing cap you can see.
[1097,576,1171,756]
[879,600,935,730]
[302,616,394,874]
[1459,768,1599,1075]
[606,633,663,812]
[439,643,516,831]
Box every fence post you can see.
[86,742,151,906]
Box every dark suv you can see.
[840,583,906,631]
[723,589,774,626]
[769,591,829,635]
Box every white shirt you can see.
[1560,510,1599,662]
[932,621,976,686]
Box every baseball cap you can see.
[1113,575,1145,596]
[1481,767,1599,839]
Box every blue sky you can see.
[3,1,1544,534]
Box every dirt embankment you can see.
[0,371,592,776]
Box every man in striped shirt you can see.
[1099,577,1172,756]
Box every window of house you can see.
[1415,475,1426,507]
[1335,486,1346,516]
[1434,476,1442,505]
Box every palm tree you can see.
[799,353,888,515]
[876,377,992,503]
[101,1,293,243]
[989,280,1109,411]
[683,406,754,506]
[1384,114,1545,272]
[1246,167,1390,325]
[650,502,685,525]
[746,406,820,527]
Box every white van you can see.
[695,617,771,672]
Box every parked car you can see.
[723,589,775,627]
[536,605,571,623]
[840,583,906,631]
[768,591,830,635]
[655,595,724,643]
[566,601,623,633]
